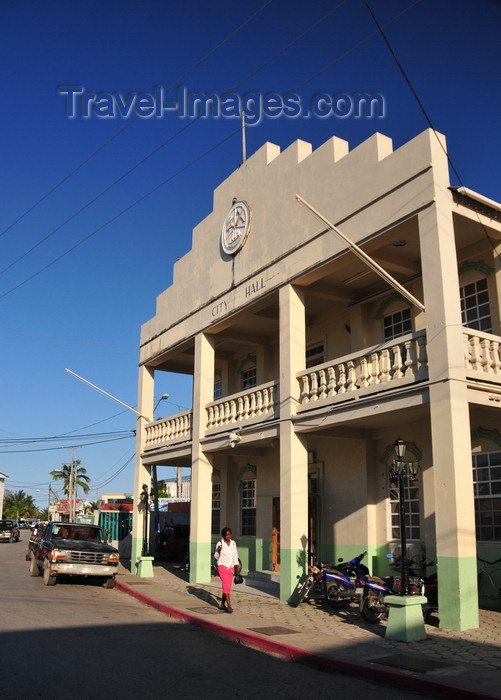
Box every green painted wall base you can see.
[189,541,212,584]
[437,556,479,631]
[131,536,143,574]
[385,595,427,642]
[280,547,308,602]
[136,556,154,578]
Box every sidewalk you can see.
[115,561,501,699]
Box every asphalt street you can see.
[0,534,428,700]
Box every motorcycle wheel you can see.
[293,578,313,607]
[360,592,386,623]
[326,582,350,609]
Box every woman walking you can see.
[214,527,240,613]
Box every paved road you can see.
[1,535,427,700]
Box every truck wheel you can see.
[102,577,115,589]
[29,555,40,577]
[43,560,57,586]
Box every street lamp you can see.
[388,437,419,596]
[139,483,154,556]
[153,393,169,419]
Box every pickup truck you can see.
[27,521,120,588]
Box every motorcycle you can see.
[387,554,438,622]
[321,551,370,609]
[359,556,425,624]
[292,552,369,609]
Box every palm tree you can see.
[84,501,99,514]
[3,490,37,520]
[50,460,90,498]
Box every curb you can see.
[116,582,499,700]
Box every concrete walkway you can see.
[115,561,501,699]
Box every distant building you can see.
[160,476,191,499]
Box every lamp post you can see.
[388,437,419,596]
[139,483,153,557]
[153,393,169,420]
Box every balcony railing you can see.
[464,329,501,380]
[142,328,501,452]
[144,410,192,450]
[206,379,279,433]
[297,331,428,408]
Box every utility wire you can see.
[0,126,240,301]
[0,2,362,299]
[92,453,135,490]
[0,2,345,283]
[363,0,498,252]
[0,0,276,244]
[0,435,134,454]
[363,0,462,185]
[0,0,349,275]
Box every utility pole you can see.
[176,466,183,498]
[68,446,82,522]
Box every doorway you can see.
[272,497,280,571]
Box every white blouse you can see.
[214,538,239,568]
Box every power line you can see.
[0,0,348,284]
[0,0,276,245]
[0,3,354,299]
[363,0,499,253]
[0,435,134,454]
[0,1,426,302]
[0,126,241,301]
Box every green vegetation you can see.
[3,490,37,519]
[50,460,90,496]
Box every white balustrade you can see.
[297,331,428,407]
[464,330,501,378]
[144,410,192,450]
[206,380,279,432]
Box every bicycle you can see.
[477,556,501,598]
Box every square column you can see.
[279,284,309,601]
[419,190,479,630]
[132,364,154,572]
[190,332,215,583]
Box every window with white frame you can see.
[389,477,421,541]
[213,379,222,401]
[383,307,412,341]
[473,451,501,541]
[211,482,221,535]
[460,278,492,332]
[241,366,257,390]
[241,479,256,536]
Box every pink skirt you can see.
[218,565,234,594]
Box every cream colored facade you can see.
[133,129,501,630]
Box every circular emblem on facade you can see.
[221,200,251,255]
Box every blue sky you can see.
[1,0,499,508]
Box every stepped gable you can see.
[141,128,442,348]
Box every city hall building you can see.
[132,128,501,631]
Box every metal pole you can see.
[295,194,425,312]
[241,110,247,163]
[398,467,410,595]
[152,465,159,534]
[177,466,182,497]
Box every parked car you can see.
[0,519,20,542]
[27,521,119,587]
[155,523,189,562]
